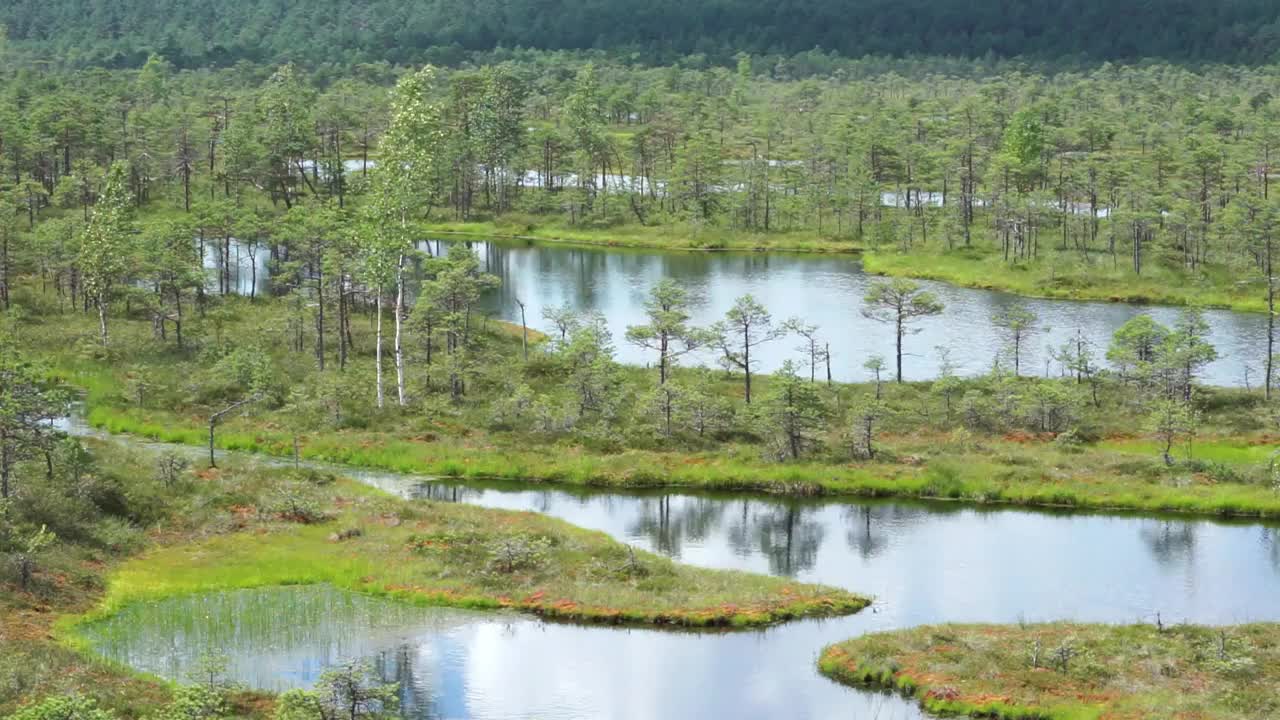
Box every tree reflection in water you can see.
[724,500,825,577]
[627,494,726,558]
[843,506,888,560]
[1139,520,1197,568]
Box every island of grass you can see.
[419,217,865,254]
[860,249,1268,314]
[69,468,867,632]
[3,442,866,717]
[819,623,1280,720]
[418,218,1268,313]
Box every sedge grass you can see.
[819,622,1280,720]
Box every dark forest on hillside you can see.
[3,0,1279,68]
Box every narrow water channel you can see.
[70,419,1280,720]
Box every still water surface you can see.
[80,450,1280,720]
[205,236,1265,385]
[447,239,1265,385]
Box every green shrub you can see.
[7,694,116,720]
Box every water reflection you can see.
[1139,520,1198,569]
[443,239,1263,385]
[844,505,890,560]
[71,420,1280,720]
[82,585,923,720]
[629,494,725,557]
[403,477,1280,627]
[80,473,1280,719]
[733,503,826,577]
[219,235,1266,385]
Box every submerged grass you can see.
[3,442,865,717]
[819,622,1280,720]
[63,473,868,634]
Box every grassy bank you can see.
[79,400,1280,520]
[420,216,863,253]
[819,622,1280,719]
[862,248,1264,313]
[64,472,867,633]
[421,217,1263,312]
[2,443,865,717]
[17,279,1280,524]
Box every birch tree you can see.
[373,65,445,406]
[79,161,134,347]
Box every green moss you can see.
[862,250,1265,313]
[58,474,867,636]
[820,622,1280,720]
[79,404,1280,520]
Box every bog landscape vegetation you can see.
[2,3,1280,719]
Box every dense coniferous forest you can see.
[3,0,1280,68]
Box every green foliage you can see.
[625,279,707,384]
[1107,314,1169,372]
[1147,398,1198,465]
[77,161,134,346]
[823,623,1280,720]
[712,295,783,403]
[761,360,825,460]
[486,534,553,573]
[1001,109,1046,187]
[862,279,944,382]
[0,344,72,500]
[5,1,1280,67]
[991,303,1041,376]
[7,694,116,720]
[146,685,226,720]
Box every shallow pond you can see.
[430,238,1264,386]
[197,233,1268,386]
[78,433,1280,720]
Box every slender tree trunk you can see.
[0,232,8,310]
[0,444,11,500]
[174,286,184,349]
[395,256,407,406]
[375,290,385,409]
[208,420,217,468]
[315,261,326,371]
[98,296,109,347]
[516,299,529,362]
[1268,239,1275,400]
[895,316,904,383]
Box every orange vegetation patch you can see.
[1002,430,1057,443]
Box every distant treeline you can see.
[3,0,1280,68]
